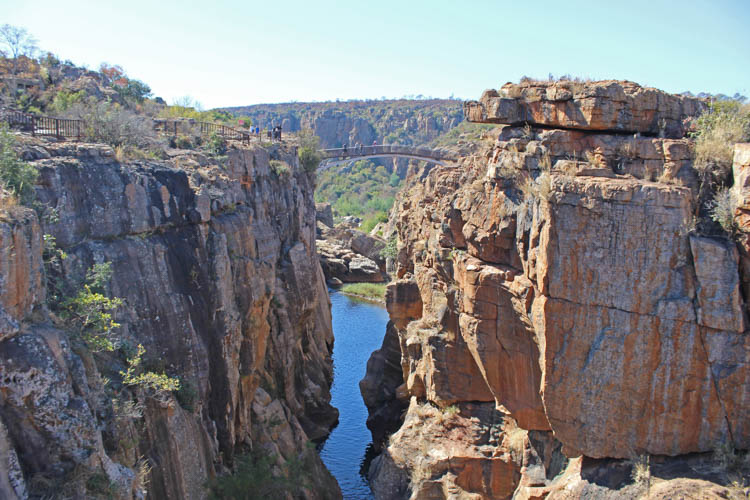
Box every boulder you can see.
[315,202,334,228]
[465,80,706,137]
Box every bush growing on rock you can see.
[64,97,161,150]
[270,159,291,177]
[710,187,739,235]
[206,448,310,499]
[206,131,227,155]
[121,343,180,396]
[297,128,322,173]
[0,123,38,205]
[692,100,750,181]
[59,262,123,352]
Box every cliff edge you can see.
[363,80,749,499]
[0,139,341,499]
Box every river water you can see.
[319,289,388,499]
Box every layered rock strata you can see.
[465,80,706,137]
[364,82,749,498]
[0,140,340,499]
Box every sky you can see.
[3,0,749,109]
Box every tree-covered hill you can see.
[222,99,464,149]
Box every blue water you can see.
[319,290,388,499]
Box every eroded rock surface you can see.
[465,80,706,137]
[317,223,387,283]
[0,140,341,499]
[363,82,748,498]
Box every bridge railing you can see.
[320,144,455,161]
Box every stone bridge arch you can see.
[318,145,456,171]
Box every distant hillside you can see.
[222,99,464,149]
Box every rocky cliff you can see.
[0,139,341,499]
[362,80,750,498]
[223,99,464,150]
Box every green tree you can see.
[59,262,123,352]
[114,78,152,103]
[0,123,38,205]
[298,129,322,173]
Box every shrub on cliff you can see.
[270,160,291,177]
[64,97,161,150]
[297,128,322,173]
[59,262,123,352]
[206,448,310,499]
[121,343,180,396]
[206,131,227,155]
[692,100,750,181]
[710,187,739,235]
[0,123,38,205]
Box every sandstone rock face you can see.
[465,80,706,137]
[0,141,340,499]
[370,399,524,500]
[0,207,44,333]
[364,83,747,498]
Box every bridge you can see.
[318,145,457,171]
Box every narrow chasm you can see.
[318,289,390,499]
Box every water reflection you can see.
[318,289,388,499]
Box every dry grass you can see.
[112,397,144,420]
[630,454,651,489]
[539,152,552,172]
[557,160,580,178]
[134,457,152,496]
[680,215,698,236]
[693,102,750,180]
[502,419,528,463]
[656,169,685,186]
[710,187,739,235]
[0,191,18,210]
[411,458,433,485]
[585,148,606,169]
[522,123,533,139]
[519,171,552,202]
[497,200,515,219]
[496,147,525,180]
[115,145,126,163]
[617,139,637,160]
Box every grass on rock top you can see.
[339,283,386,301]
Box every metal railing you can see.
[320,145,456,162]
[1,108,83,140]
[154,119,257,144]
[1,109,263,145]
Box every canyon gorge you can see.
[0,78,748,500]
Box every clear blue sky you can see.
[4,0,749,109]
